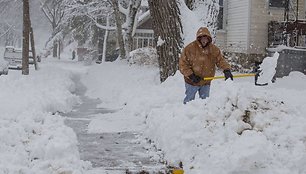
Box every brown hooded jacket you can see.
[179,27,231,86]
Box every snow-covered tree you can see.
[39,0,116,61]
[40,0,66,57]
[0,1,22,46]
[111,0,142,59]
[179,0,220,44]
[123,0,142,58]
[148,0,183,82]
[60,0,115,62]
[111,0,126,59]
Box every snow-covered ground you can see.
[82,56,306,174]
[1,51,306,174]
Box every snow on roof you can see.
[137,10,150,27]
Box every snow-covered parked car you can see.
[0,56,9,75]
[3,46,34,70]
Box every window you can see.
[143,39,148,47]
[148,39,154,47]
[138,38,143,48]
[133,30,154,49]
[269,0,287,8]
[217,0,224,30]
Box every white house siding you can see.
[224,0,250,53]
[215,30,226,50]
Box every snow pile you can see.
[146,80,306,173]
[83,61,163,133]
[0,63,90,173]
[129,47,158,67]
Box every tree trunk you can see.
[148,0,183,82]
[58,40,61,59]
[125,0,141,58]
[22,0,30,75]
[102,29,109,63]
[102,14,110,63]
[97,18,104,63]
[111,0,126,59]
[53,41,58,57]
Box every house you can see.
[215,0,306,65]
[132,7,155,50]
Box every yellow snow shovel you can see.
[202,60,269,86]
[172,168,184,174]
[203,73,256,81]
[203,72,268,86]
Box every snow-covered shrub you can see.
[129,47,158,67]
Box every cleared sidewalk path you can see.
[62,76,166,173]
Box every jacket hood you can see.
[196,27,212,43]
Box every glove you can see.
[223,69,233,81]
[188,73,202,83]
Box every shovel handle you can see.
[204,73,256,81]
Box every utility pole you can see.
[30,27,38,70]
[284,0,289,21]
[296,0,299,21]
[22,0,30,75]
